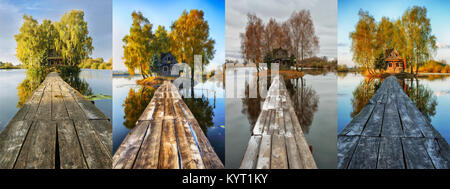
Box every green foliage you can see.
[79,58,112,69]
[149,54,161,76]
[55,10,93,66]
[0,61,22,69]
[15,10,93,68]
[123,11,153,77]
[350,7,436,75]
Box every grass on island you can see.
[136,76,177,86]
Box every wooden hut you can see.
[384,49,406,73]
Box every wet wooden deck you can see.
[240,76,317,169]
[0,72,112,169]
[338,76,450,169]
[113,81,223,169]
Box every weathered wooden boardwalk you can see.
[240,76,317,169]
[338,76,450,169]
[0,72,112,169]
[113,81,224,169]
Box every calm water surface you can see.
[338,72,450,143]
[225,68,337,169]
[0,69,112,132]
[112,75,225,163]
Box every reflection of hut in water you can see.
[384,49,406,74]
[46,49,63,67]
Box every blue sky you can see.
[113,0,225,71]
[338,0,450,66]
[0,0,112,65]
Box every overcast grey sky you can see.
[225,0,337,61]
[0,0,112,65]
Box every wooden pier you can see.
[0,72,112,169]
[240,76,317,169]
[113,81,224,169]
[338,76,450,169]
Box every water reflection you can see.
[183,96,215,135]
[17,71,47,107]
[122,86,156,129]
[286,77,319,134]
[59,70,94,97]
[349,76,437,121]
[228,67,336,168]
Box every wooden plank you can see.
[14,120,56,169]
[423,138,450,169]
[339,104,375,136]
[72,91,108,120]
[337,135,359,169]
[173,100,204,169]
[256,134,271,169]
[180,101,224,169]
[175,101,204,168]
[402,138,434,169]
[283,108,294,136]
[285,135,302,169]
[252,110,267,135]
[262,110,273,135]
[158,118,179,169]
[33,90,52,121]
[52,90,70,120]
[294,132,317,169]
[113,121,150,169]
[90,120,112,153]
[348,136,380,169]
[57,120,87,169]
[396,96,423,137]
[381,92,403,137]
[0,121,33,169]
[362,102,385,136]
[61,89,88,120]
[377,137,405,169]
[277,110,285,135]
[74,120,112,169]
[271,134,288,169]
[133,97,165,169]
[133,120,162,169]
[240,136,261,169]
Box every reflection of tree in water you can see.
[183,96,215,136]
[403,78,437,122]
[123,86,155,129]
[59,69,93,96]
[286,77,319,134]
[17,71,47,107]
[241,75,268,130]
[351,78,381,118]
[350,77,437,122]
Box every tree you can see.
[240,13,264,70]
[170,9,215,81]
[15,15,46,68]
[152,25,170,56]
[401,6,436,75]
[122,11,153,77]
[149,54,161,76]
[263,18,280,54]
[55,10,93,66]
[349,10,377,75]
[286,10,319,71]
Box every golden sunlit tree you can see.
[170,9,215,81]
[349,10,377,75]
[123,11,153,77]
